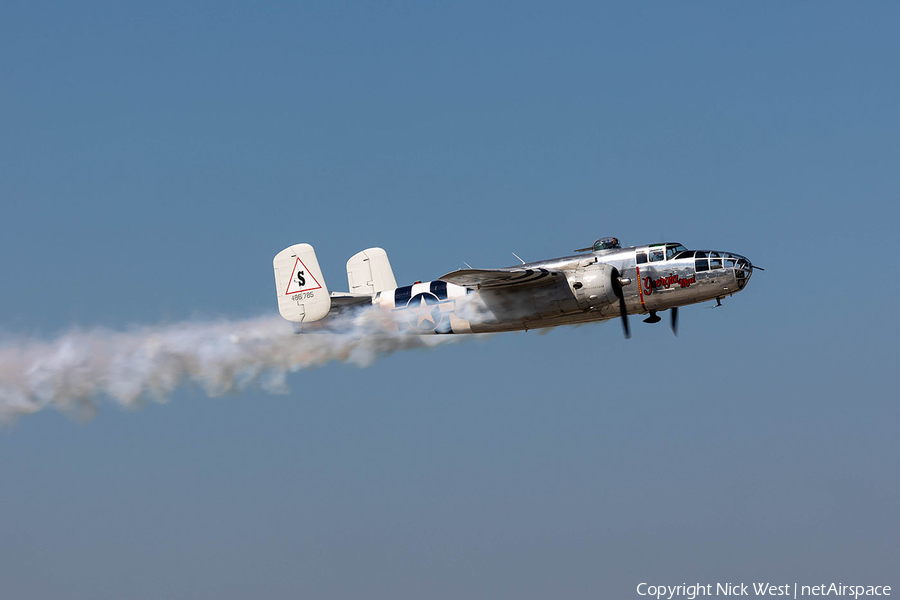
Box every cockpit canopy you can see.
[636,243,689,263]
[593,237,621,251]
[575,237,621,253]
[664,243,688,259]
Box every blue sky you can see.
[2,2,898,598]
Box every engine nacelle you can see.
[567,262,619,309]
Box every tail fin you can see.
[346,247,398,295]
[273,244,331,322]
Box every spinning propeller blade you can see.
[619,295,631,339]
[613,270,631,339]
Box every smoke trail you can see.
[0,304,471,423]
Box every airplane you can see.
[272,237,758,338]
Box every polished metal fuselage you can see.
[374,244,753,334]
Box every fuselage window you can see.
[695,258,709,272]
[636,251,648,264]
[649,249,664,262]
[430,280,448,300]
[394,286,412,306]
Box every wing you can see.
[439,267,564,290]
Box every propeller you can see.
[612,269,631,339]
[670,307,678,336]
[619,294,631,339]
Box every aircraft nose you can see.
[730,253,753,290]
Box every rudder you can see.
[346,247,398,295]
[273,243,331,322]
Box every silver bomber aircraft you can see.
[273,237,758,338]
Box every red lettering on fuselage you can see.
[643,273,695,296]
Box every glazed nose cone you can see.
[733,254,752,290]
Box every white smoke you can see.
[0,304,478,423]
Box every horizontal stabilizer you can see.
[329,292,374,309]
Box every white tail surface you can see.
[346,247,398,295]
[273,244,331,323]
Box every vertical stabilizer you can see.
[346,247,398,295]
[273,244,331,322]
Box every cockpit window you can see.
[665,244,687,259]
[649,249,664,262]
[636,251,647,264]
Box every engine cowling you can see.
[568,262,619,309]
